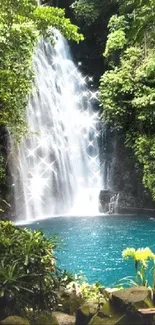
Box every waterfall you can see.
[12,32,103,221]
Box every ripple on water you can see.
[27,214,155,286]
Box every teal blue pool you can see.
[28,214,155,286]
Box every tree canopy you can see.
[99,0,155,199]
[71,0,118,57]
[0,0,154,205]
[0,0,83,140]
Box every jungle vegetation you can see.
[0,0,83,140]
[0,221,103,320]
[71,0,155,200]
[0,0,83,200]
[0,0,154,203]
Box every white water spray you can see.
[12,32,102,221]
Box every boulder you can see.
[53,312,75,325]
[75,303,98,325]
[111,287,154,325]
[111,286,153,310]
[0,316,30,325]
[35,311,59,325]
[60,292,83,315]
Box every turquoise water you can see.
[28,214,155,286]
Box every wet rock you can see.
[99,190,116,213]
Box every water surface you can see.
[28,214,155,286]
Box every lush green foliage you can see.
[0,221,59,316]
[0,221,106,318]
[104,15,127,57]
[99,0,155,198]
[0,0,83,140]
[71,0,118,56]
[120,0,155,46]
[71,0,102,26]
[122,247,155,286]
[72,0,117,25]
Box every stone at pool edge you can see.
[111,286,153,309]
[76,287,154,325]
[111,286,154,324]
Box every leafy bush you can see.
[0,221,59,318]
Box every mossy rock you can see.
[75,303,97,325]
[88,314,128,325]
[100,300,116,316]
[61,292,83,315]
[35,311,58,325]
[0,316,30,325]
[88,299,136,325]
[111,286,152,310]
[53,312,75,325]
[88,301,128,325]
[111,287,152,324]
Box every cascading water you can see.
[12,32,103,221]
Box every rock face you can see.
[99,190,118,213]
[99,189,155,215]
[98,129,155,212]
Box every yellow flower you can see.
[122,247,136,259]
[135,247,155,263]
[122,247,155,264]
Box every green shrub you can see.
[35,312,58,325]
[0,221,58,317]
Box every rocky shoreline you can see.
[1,286,155,325]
